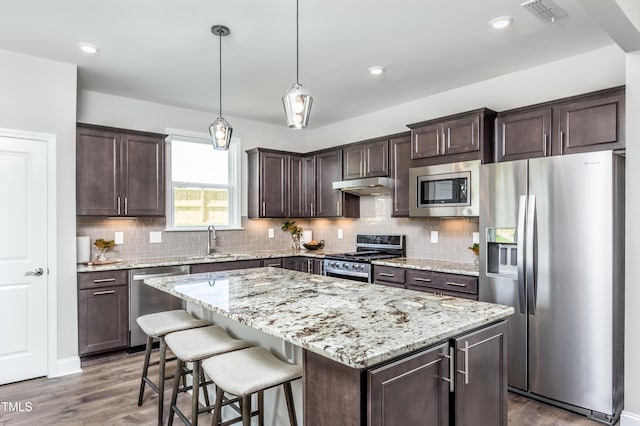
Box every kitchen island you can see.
[145,267,513,426]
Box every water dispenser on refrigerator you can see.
[486,228,518,277]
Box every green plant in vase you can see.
[281,221,303,252]
[94,238,116,261]
[468,243,480,266]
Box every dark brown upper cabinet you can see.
[495,86,625,162]
[389,133,412,217]
[247,148,289,218]
[289,154,316,218]
[495,107,552,162]
[76,124,165,216]
[316,149,359,218]
[247,148,358,219]
[555,88,625,155]
[407,108,496,165]
[342,139,389,180]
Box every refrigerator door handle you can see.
[526,194,537,315]
[517,195,527,314]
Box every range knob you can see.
[342,263,349,268]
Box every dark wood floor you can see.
[0,351,603,425]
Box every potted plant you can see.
[94,238,116,261]
[281,221,303,252]
[468,243,480,266]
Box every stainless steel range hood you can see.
[332,177,392,196]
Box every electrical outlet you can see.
[473,232,480,244]
[338,229,343,239]
[149,231,162,244]
[430,231,438,243]
[268,228,275,239]
[114,232,124,245]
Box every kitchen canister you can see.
[301,230,313,244]
[76,236,90,264]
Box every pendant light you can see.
[209,25,233,150]
[282,0,313,129]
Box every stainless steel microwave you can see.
[409,160,480,217]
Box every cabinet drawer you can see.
[78,270,128,289]
[407,270,478,295]
[262,258,283,268]
[190,259,263,274]
[373,266,405,284]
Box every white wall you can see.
[623,49,640,425]
[77,90,303,217]
[0,50,78,363]
[303,44,626,151]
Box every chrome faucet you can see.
[207,225,217,256]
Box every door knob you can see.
[25,268,44,277]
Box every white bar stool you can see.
[136,309,210,425]
[165,325,250,426]
[202,347,302,426]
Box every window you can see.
[166,129,241,230]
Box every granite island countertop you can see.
[372,258,479,276]
[144,267,512,369]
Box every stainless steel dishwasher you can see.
[129,265,190,348]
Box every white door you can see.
[0,134,48,384]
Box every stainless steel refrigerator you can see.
[479,150,624,424]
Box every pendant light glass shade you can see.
[283,83,313,129]
[210,25,232,151]
[209,117,233,150]
[282,0,312,129]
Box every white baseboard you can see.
[49,356,82,378]
[621,410,640,426]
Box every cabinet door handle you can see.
[117,197,121,215]
[124,197,128,216]
[93,278,116,283]
[442,347,455,392]
[262,201,266,217]
[310,202,314,217]
[447,127,451,149]
[93,290,116,296]
[413,277,431,282]
[336,201,341,215]
[560,131,564,155]
[265,263,281,267]
[446,281,467,287]
[457,340,470,385]
[379,272,395,277]
[436,131,440,155]
[543,134,548,156]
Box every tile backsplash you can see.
[77,195,479,263]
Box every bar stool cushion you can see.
[202,347,302,397]
[136,309,209,338]
[165,325,249,361]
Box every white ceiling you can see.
[0,1,616,128]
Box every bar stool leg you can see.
[212,387,224,426]
[191,361,202,426]
[168,359,184,426]
[283,382,297,426]
[138,335,154,406]
[241,396,251,426]
[258,391,264,426]
[201,370,211,410]
[158,337,167,426]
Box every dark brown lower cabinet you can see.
[283,256,320,273]
[454,321,508,426]
[304,320,507,426]
[78,284,128,356]
[369,343,450,426]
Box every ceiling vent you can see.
[521,0,567,23]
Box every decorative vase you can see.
[96,248,108,261]
[290,234,301,252]
[473,254,480,267]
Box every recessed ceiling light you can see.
[489,16,513,29]
[368,66,385,76]
[78,43,99,54]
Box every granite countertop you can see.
[144,268,512,369]
[372,258,479,277]
[76,249,337,273]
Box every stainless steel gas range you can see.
[323,234,405,283]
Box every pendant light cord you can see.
[296,0,299,85]
[219,29,223,117]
